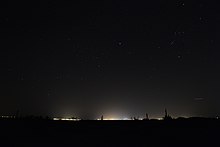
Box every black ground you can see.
[0,119,219,147]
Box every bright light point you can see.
[53,118,60,120]
[156,118,163,120]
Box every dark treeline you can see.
[0,108,219,121]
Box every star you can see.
[118,42,122,46]
[177,55,183,60]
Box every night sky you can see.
[1,1,220,119]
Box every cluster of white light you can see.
[53,118,80,121]
[0,116,15,118]
[122,117,130,120]
[156,118,163,120]
[97,117,131,120]
[104,118,119,120]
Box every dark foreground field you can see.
[0,119,219,147]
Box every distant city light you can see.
[122,117,130,120]
[0,116,15,118]
[104,118,119,120]
[53,118,81,121]
[96,117,132,120]
[156,118,163,120]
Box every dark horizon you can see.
[1,1,220,118]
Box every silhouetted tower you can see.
[165,108,168,117]
[101,115,104,120]
[164,108,172,120]
[146,113,149,120]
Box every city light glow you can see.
[0,116,15,118]
[96,117,132,120]
[53,118,81,121]
[156,118,163,120]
